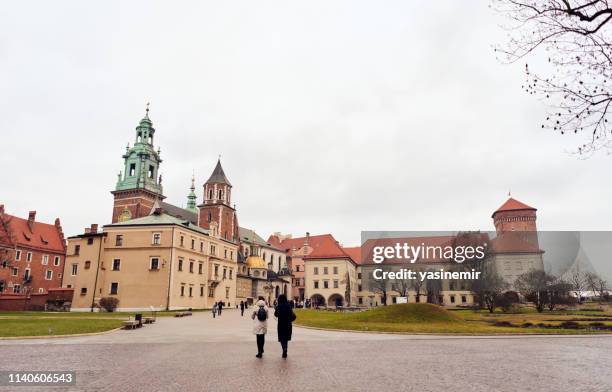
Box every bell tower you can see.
[111,105,165,223]
[198,159,238,242]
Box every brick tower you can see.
[198,159,238,242]
[111,105,165,223]
[492,197,537,234]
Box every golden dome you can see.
[246,256,267,269]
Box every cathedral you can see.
[62,107,291,311]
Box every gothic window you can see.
[148,165,154,179]
[129,163,136,176]
[208,189,213,200]
[218,189,224,200]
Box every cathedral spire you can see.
[186,173,197,212]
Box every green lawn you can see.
[294,304,612,335]
[0,318,123,337]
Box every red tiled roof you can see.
[0,213,65,253]
[490,232,542,254]
[342,246,362,264]
[268,233,352,260]
[492,198,536,217]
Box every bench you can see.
[174,311,193,317]
[122,320,139,330]
[143,316,156,324]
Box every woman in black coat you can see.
[274,294,296,358]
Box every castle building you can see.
[0,205,66,296]
[64,108,239,311]
[236,228,291,305]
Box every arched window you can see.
[208,189,213,200]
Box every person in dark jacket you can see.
[274,294,296,358]
[217,301,223,316]
[240,300,245,316]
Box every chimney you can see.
[27,211,36,231]
[304,231,310,246]
[91,224,98,234]
[84,228,91,234]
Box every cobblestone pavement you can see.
[0,310,611,391]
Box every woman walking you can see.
[251,296,268,358]
[212,302,218,318]
[274,294,296,359]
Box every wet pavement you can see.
[0,310,611,391]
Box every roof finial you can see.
[145,102,150,117]
[508,189,511,197]
[218,154,221,161]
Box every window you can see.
[115,235,123,246]
[198,262,203,274]
[200,285,204,297]
[189,286,193,297]
[214,265,219,278]
[178,259,183,271]
[461,295,467,304]
[13,284,21,294]
[225,287,230,299]
[333,280,339,289]
[358,297,363,304]
[450,296,456,304]
[71,264,78,276]
[74,245,80,255]
[358,284,362,291]
[208,287,214,297]
[54,256,61,266]
[12,267,18,276]
[189,261,194,273]
[229,269,233,280]
[0,280,4,292]
[38,288,44,294]
[218,189,224,200]
[150,258,160,270]
[357,272,362,279]
[333,266,338,274]
[112,259,121,271]
[26,252,32,262]
[180,236,185,247]
[80,287,87,295]
[24,268,31,281]
[210,244,216,255]
[87,237,94,245]
[110,282,119,295]
[296,265,300,272]
[15,250,21,261]
[313,267,319,275]
[42,255,49,265]
[323,281,329,289]
[129,163,136,176]
[200,242,204,252]
[191,239,195,250]
[323,267,328,275]
[224,249,227,259]
[85,261,91,269]
[180,285,185,297]
[152,233,161,245]
[148,165,154,179]
[45,270,53,280]
[314,280,319,289]
[223,268,227,279]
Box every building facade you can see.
[0,206,66,296]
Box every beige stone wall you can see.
[304,258,357,306]
[493,253,544,289]
[64,223,238,311]
[63,235,106,311]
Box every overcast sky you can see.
[2,2,611,259]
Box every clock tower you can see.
[111,105,165,223]
[198,159,238,242]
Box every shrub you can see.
[559,321,580,329]
[493,321,514,327]
[496,291,520,312]
[99,297,119,312]
[521,322,534,328]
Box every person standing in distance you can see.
[252,296,268,358]
[240,300,245,316]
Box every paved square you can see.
[0,310,611,391]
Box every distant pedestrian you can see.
[212,302,218,318]
[252,296,268,358]
[240,300,245,316]
[274,294,296,359]
[218,301,223,316]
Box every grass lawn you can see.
[0,318,123,337]
[294,304,612,335]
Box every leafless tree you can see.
[569,269,586,302]
[515,269,557,312]
[471,267,509,312]
[495,0,612,155]
[584,271,609,301]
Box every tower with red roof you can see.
[492,197,537,234]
